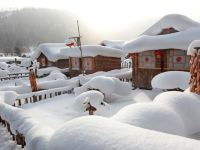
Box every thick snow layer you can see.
[7,65,22,74]
[48,116,200,150]
[0,91,17,105]
[151,71,190,90]
[37,67,69,77]
[0,84,32,94]
[187,40,200,55]
[154,91,200,135]
[32,43,68,62]
[0,62,8,70]
[112,103,184,136]
[123,27,200,53]
[73,90,109,113]
[61,45,124,58]
[142,14,200,36]
[0,56,25,62]
[101,40,125,49]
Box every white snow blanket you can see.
[32,43,68,62]
[154,91,200,135]
[142,14,200,36]
[187,40,200,55]
[0,91,18,105]
[112,103,184,136]
[61,45,124,58]
[151,71,190,90]
[48,116,200,150]
[123,14,200,53]
[20,58,32,68]
[0,70,9,77]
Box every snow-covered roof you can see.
[101,40,125,49]
[61,45,124,58]
[142,14,200,36]
[32,43,68,62]
[123,14,200,53]
[187,40,200,55]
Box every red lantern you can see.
[154,50,162,58]
[176,56,182,62]
[145,57,149,62]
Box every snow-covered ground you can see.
[21,89,160,130]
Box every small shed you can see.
[61,45,123,77]
[32,43,69,69]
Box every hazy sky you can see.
[1,0,200,40]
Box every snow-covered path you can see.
[0,125,21,150]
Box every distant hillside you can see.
[0,8,80,55]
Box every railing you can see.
[0,72,29,81]
[14,86,73,107]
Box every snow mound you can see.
[48,116,200,150]
[151,71,190,90]
[20,58,32,68]
[0,62,8,70]
[73,90,108,112]
[0,91,18,105]
[187,40,200,55]
[112,103,184,136]
[154,91,200,135]
[0,70,9,77]
[8,65,22,74]
[142,14,200,36]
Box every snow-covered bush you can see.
[47,116,200,150]
[8,65,22,74]
[112,103,184,136]
[151,71,190,90]
[154,91,200,135]
[74,76,132,102]
[73,90,109,113]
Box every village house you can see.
[123,14,200,89]
[61,45,124,77]
[31,43,68,69]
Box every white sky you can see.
[1,0,200,40]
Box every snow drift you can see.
[48,116,200,150]
[154,91,200,135]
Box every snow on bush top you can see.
[61,45,124,58]
[187,40,200,55]
[151,71,190,90]
[48,116,200,150]
[112,103,184,136]
[73,90,108,112]
[101,40,125,49]
[142,14,200,36]
[32,43,68,62]
[7,64,22,73]
[154,91,200,135]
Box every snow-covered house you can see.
[32,43,68,69]
[61,45,124,77]
[123,14,200,89]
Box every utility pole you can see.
[68,20,84,74]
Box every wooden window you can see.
[71,58,80,70]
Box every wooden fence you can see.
[0,72,29,81]
[0,116,26,148]
[14,86,73,107]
